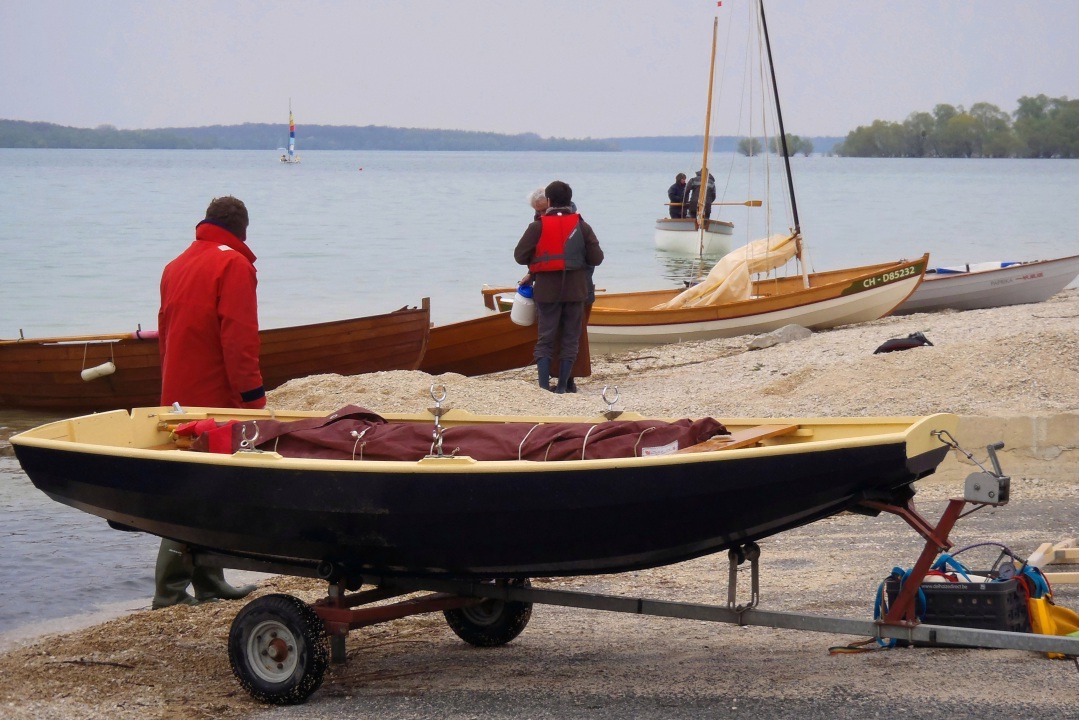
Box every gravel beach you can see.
[2,290,1076,720]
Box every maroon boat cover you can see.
[178,405,728,461]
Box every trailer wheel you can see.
[228,594,329,705]
[444,579,533,646]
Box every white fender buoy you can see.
[81,361,116,381]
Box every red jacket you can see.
[158,221,265,408]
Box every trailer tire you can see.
[444,579,533,647]
[228,593,328,704]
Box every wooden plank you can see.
[676,424,799,454]
[1028,538,1077,569]
[1027,542,1056,568]
[1043,571,1079,585]
[1025,539,1077,585]
[1055,548,1079,563]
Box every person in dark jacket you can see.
[667,172,687,218]
[522,187,588,392]
[151,196,261,609]
[514,180,604,393]
[685,169,717,219]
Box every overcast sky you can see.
[2,0,1077,138]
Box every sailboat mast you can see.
[759,0,799,236]
[696,16,719,255]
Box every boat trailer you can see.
[192,438,1079,705]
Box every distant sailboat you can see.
[653,17,734,256]
[280,101,300,164]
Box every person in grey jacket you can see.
[514,180,603,393]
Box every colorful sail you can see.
[288,109,296,160]
[281,101,300,163]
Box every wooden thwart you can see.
[676,424,799,454]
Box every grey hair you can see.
[527,188,547,210]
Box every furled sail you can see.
[653,233,798,309]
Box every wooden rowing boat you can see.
[0,300,431,412]
[586,255,927,354]
[11,402,958,580]
[420,310,591,379]
[488,255,928,354]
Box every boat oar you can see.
[0,330,156,346]
[664,200,762,207]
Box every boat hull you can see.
[12,407,956,580]
[587,256,927,354]
[893,254,1079,314]
[654,218,734,255]
[0,301,431,412]
[419,311,591,378]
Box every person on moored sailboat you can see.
[667,173,687,218]
[685,170,717,219]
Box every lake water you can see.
[1,149,1077,637]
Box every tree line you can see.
[833,95,1077,158]
[0,120,617,151]
[735,134,815,157]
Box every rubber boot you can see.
[152,539,198,609]
[555,359,574,394]
[192,566,257,602]
[565,377,578,393]
[536,357,552,391]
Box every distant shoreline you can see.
[0,118,842,153]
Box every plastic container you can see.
[510,284,536,326]
[885,572,1030,647]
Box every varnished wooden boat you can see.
[0,300,431,412]
[893,254,1079,315]
[11,404,958,580]
[420,311,590,379]
[585,255,927,354]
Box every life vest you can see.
[529,213,583,273]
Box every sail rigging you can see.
[759,1,798,236]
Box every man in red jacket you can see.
[152,196,262,608]
[159,197,266,410]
